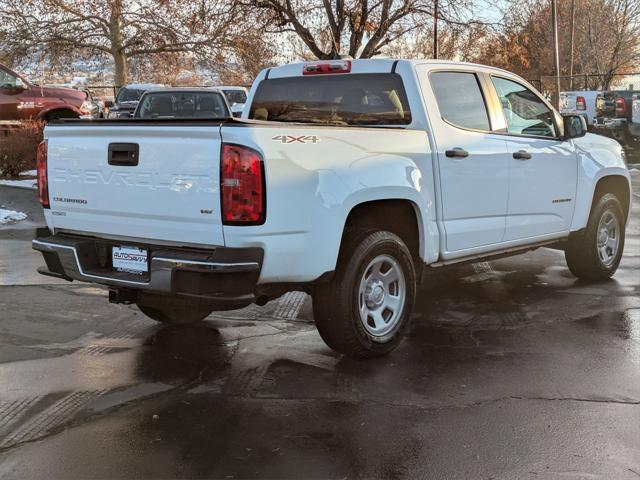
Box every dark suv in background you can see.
[595,89,640,161]
[106,83,164,118]
[0,63,90,123]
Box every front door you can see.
[488,76,578,241]
[422,69,510,253]
[0,67,20,120]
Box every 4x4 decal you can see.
[271,135,320,144]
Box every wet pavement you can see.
[0,175,639,479]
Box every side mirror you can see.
[563,114,588,140]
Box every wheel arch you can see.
[339,198,424,270]
[572,171,632,231]
[37,106,80,122]
[592,175,631,221]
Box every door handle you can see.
[445,148,469,158]
[513,150,532,160]
[108,143,139,166]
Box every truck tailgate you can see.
[45,124,224,246]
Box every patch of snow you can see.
[0,209,27,224]
[124,83,165,90]
[20,170,36,177]
[0,178,37,189]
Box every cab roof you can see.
[266,58,518,80]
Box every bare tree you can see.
[475,0,640,90]
[383,20,488,61]
[0,0,243,86]
[245,0,476,59]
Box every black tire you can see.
[312,230,416,359]
[565,192,626,281]
[137,295,212,325]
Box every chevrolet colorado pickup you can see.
[33,59,632,358]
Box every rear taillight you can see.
[615,97,627,115]
[36,140,49,208]
[576,96,587,111]
[220,144,265,225]
[303,60,351,75]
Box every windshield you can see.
[249,73,411,126]
[116,87,148,104]
[135,91,230,118]
[222,89,247,104]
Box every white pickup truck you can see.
[33,59,632,358]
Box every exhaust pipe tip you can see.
[255,295,269,306]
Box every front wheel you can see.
[565,192,626,281]
[312,230,416,359]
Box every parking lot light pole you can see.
[433,0,439,59]
[551,0,561,108]
[569,0,575,90]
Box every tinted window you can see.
[223,89,247,104]
[491,77,557,137]
[430,72,490,131]
[116,87,148,103]
[249,73,411,126]
[135,92,229,118]
[0,69,17,88]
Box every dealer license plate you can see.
[112,246,148,274]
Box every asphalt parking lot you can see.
[1,174,640,479]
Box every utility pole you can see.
[551,0,561,108]
[433,0,439,59]
[569,0,576,90]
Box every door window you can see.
[430,72,491,131]
[0,69,17,89]
[491,77,557,138]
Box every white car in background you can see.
[217,86,248,117]
[560,90,600,126]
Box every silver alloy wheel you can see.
[358,254,406,338]
[596,209,620,267]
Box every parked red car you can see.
[0,63,91,123]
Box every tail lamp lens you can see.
[576,96,586,111]
[615,97,627,114]
[36,140,49,208]
[221,144,265,224]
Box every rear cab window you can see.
[136,91,229,119]
[249,73,411,126]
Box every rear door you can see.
[46,123,225,246]
[487,76,577,241]
[419,67,510,253]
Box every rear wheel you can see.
[312,230,416,359]
[137,295,212,325]
[565,193,625,281]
